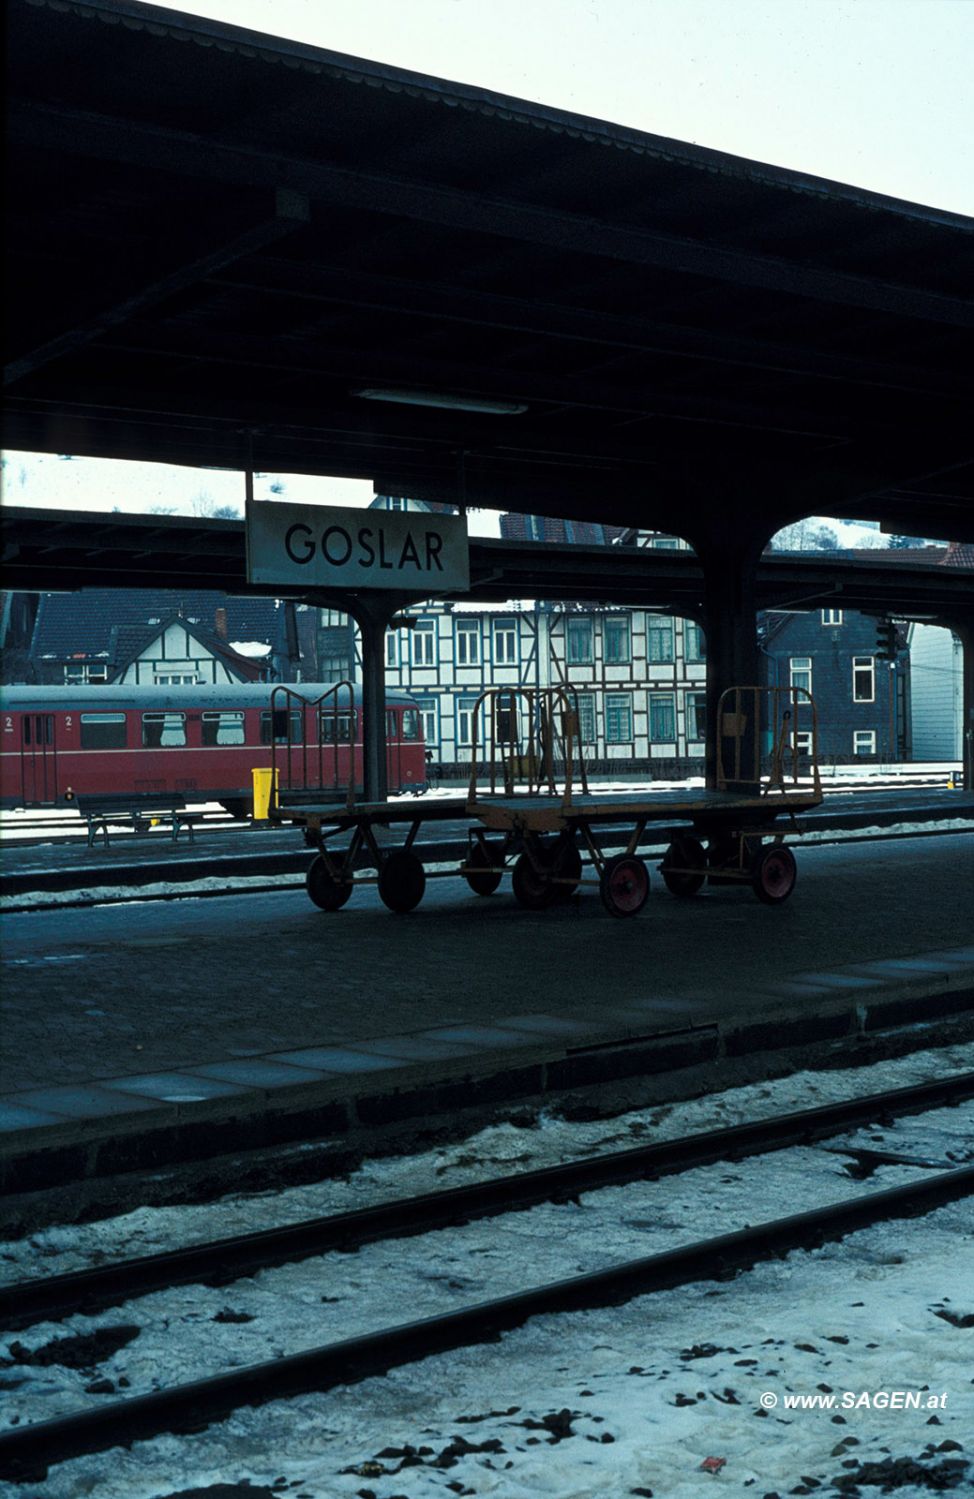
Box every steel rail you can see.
[2,1070,971,1332]
[1,1163,971,1483]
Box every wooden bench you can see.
[76,794,205,848]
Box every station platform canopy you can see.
[4,0,974,545]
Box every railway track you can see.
[1,1069,971,1483]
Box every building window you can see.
[575,692,597,744]
[64,663,109,685]
[854,730,877,756]
[789,657,812,694]
[566,616,593,665]
[649,692,676,741]
[685,690,707,742]
[202,711,245,746]
[260,709,304,746]
[142,712,187,748]
[650,535,680,549]
[418,701,438,750]
[455,619,481,667]
[412,619,437,668]
[648,615,674,664]
[493,619,518,667]
[80,712,127,749]
[456,695,480,747]
[155,673,201,686]
[385,631,398,670]
[852,656,875,703]
[822,608,844,626]
[794,730,814,757]
[684,621,706,661]
[605,692,633,744]
[603,615,631,665]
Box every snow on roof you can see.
[450,599,534,614]
[229,640,272,657]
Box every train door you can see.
[385,709,403,793]
[20,713,57,804]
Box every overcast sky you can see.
[5,0,971,531]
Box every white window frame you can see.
[649,691,676,742]
[852,656,875,703]
[385,631,398,670]
[455,618,481,668]
[822,608,844,626]
[63,663,109,685]
[793,730,814,757]
[418,700,438,751]
[456,694,480,747]
[685,690,707,742]
[574,691,597,744]
[603,615,631,665]
[605,692,633,744]
[566,616,594,665]
[854,730,877,756]
[411,619,437,668]
[154,673,202,686]
[789,656,812,694]
[647,615,675,664]
[684,621,706,662]
[492,618,518,667]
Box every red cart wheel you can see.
[661,835,706,898]
[464,842,503,897]
[511,852,557,910]
[751,844,797,905]
[306,855,352,911]
[600,854,650,918]
[377,849,426,913]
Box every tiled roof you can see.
[31,589,284,664]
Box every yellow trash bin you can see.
[251,767,279,820]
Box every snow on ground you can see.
[6,1200,971,1499]
[4,1042,972,1282]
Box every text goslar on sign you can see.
[246,502,469,592]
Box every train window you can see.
[260,709,304,746]
[142,712,187,748]
[319,712,351,742]
[401,708,420,741]
[202,711,245,746]
[80,713,127,749]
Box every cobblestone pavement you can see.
[2,834,972,1093]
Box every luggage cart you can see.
[461,684,822,916]
[274,683,821,917]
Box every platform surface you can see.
[1,832,972,1185]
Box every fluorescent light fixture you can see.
[354,387,528,415]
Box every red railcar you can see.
[0,683,426,814]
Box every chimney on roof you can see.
[214,607,228,640]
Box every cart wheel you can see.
[661,835,707,898]
[306,855,353,912]
[511,852,557,910]
[600,854,650,918]
[465,842,503,897]
[751,844,797,905]
[377,849,427,913]
[550,841,583,903]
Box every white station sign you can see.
[246,502,469,592]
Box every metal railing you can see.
[716,685,821,799]
[467,686,590,809]
[269,681,358,814]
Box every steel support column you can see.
[342,593,411,805]
[692,527,768,792]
